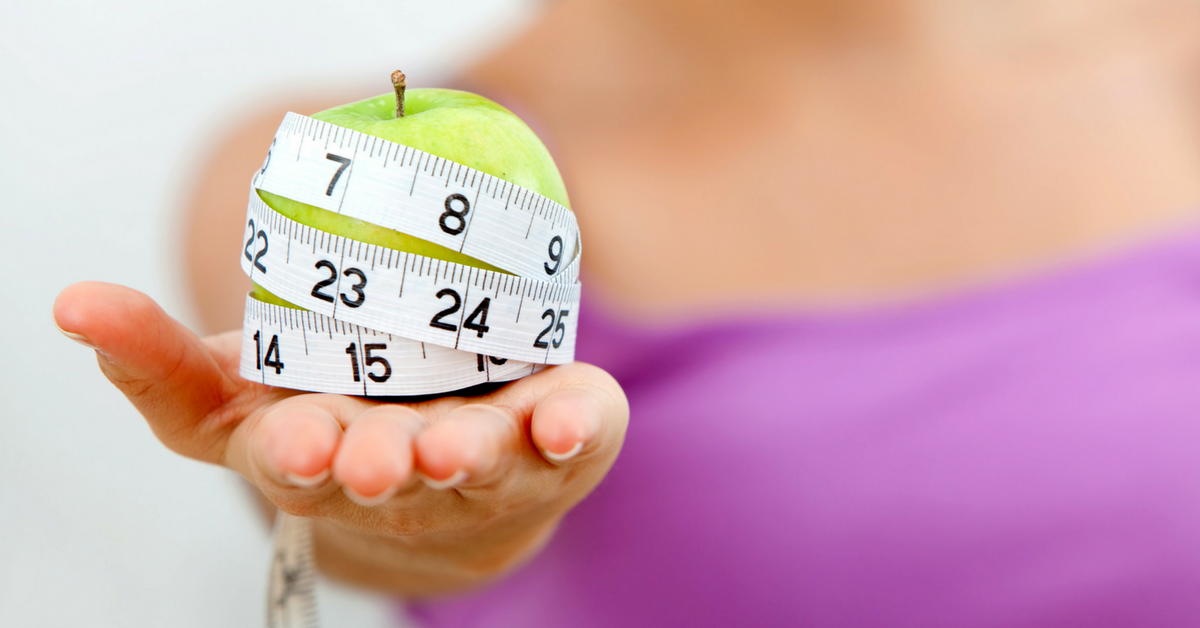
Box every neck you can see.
[616,0,1199,57]
[470,0,1200,128]
[468,0,1200,306]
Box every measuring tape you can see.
[241,295,546,396]
[245,111,583,625]
[266,510,319,628]
[252,112,579,282]
[239,193,580,368]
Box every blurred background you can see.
[0,1,539,625]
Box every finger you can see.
[489,363,629,467]
[53,281,246,463]
[415,405,518,490]
[253,403,343,489]
[333,406,424,506]
[530,387,605,464]
[225,393,368,518]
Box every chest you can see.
[555,270,1200,623]
[557,82,1200,313]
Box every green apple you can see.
[254,74,570,308]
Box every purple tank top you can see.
[407,226,1200,627]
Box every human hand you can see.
[52,281,628,594]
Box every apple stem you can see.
[391,70,406,118]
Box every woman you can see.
[54,0,1200,625]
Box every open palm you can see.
[53,281,628,594]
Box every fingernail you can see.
[284,469,330,488]
[419,469,467,490]
[543,441,583,462]
[342,483,398,507]
[55,323,96,350]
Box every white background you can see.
[0,1,537,626]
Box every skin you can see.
[57,0,1200,596]
[53,281,626,594]
[471,0,1200,318]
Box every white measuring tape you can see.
[241,295,546,396]
[239,193,580,368]
[243,111,583,625]
[267,510,319,628]
[252,112,579,282]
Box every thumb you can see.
[53,281,246,464]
